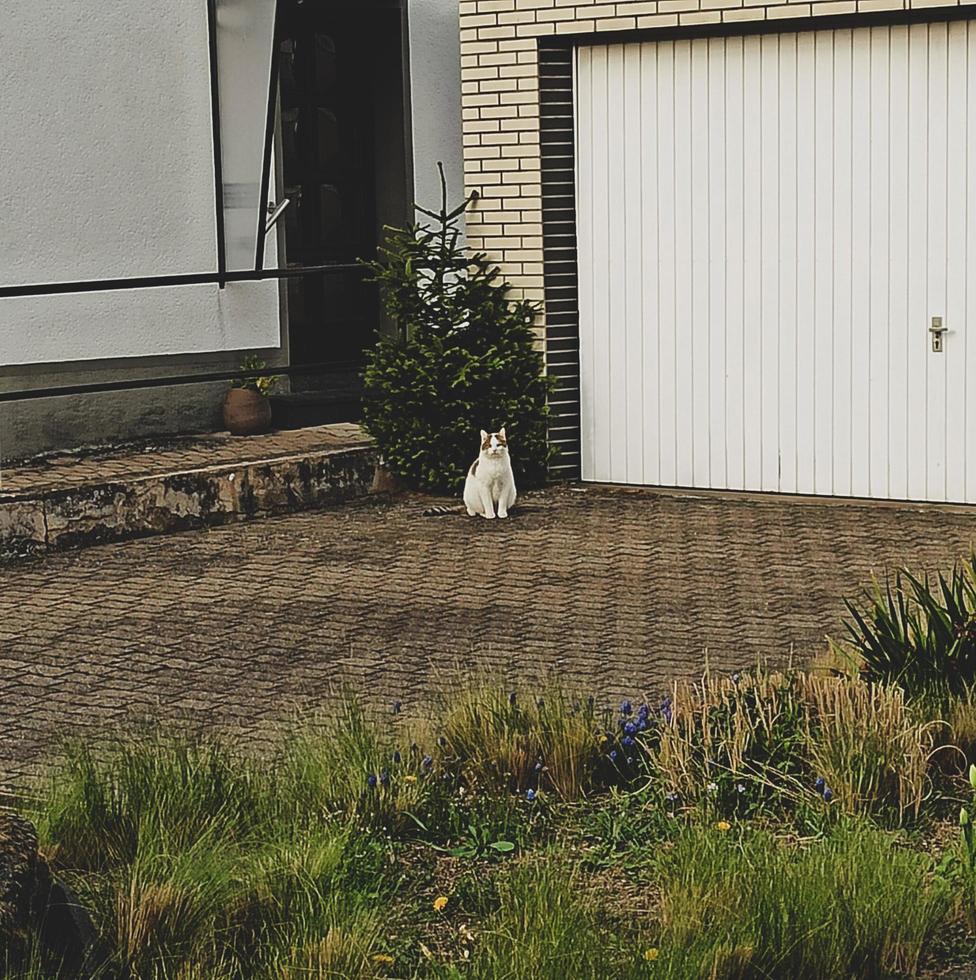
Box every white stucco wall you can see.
[407,0,464,214]
[0,1,279,368]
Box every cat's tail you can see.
[422,504,466,517]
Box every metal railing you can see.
[0,357,362,405]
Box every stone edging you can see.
[0,445,379,558]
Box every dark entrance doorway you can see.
[275,0,408,424]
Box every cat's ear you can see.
[498,426,507,439]
[480,429,488,443]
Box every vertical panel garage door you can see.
[576,23,976,503]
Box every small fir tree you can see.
[362,166,553,493]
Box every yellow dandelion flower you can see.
[372,953,395,966]
[433,895,449,912]
[403,775,417,783]
[643,947,660,962]
[716,820,731,832]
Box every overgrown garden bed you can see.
[8,561,976,978]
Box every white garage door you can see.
[576,22,976,503]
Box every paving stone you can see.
[2,485,976,790]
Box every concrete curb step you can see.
[0,439,379,558]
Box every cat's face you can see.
[480,427,508,458]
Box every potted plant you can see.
[222,356,279,436]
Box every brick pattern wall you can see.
[460,0,976,473]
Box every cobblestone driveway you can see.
[2,485,975,788]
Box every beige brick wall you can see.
[460,0,976,336]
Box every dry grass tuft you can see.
[436,679,602,800]
[652,670,806,802]
[799,673,936,822]
[646,668,936,822]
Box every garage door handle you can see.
[931,316,946,352]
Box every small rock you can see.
[0,811,38,936]
[371,464,403,495]
[0,812,102,977]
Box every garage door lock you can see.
[931,316,946,353]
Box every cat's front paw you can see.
[497,510,508,519]
[481,511,496,519]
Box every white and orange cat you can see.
[463,427,517,519]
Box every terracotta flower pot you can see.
[223,387,272,436]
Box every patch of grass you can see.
[436,680,602,800]
[444,855,638,980]
[278,696,454,837]
[23,730,394,980]
[2,942,80,980]
[576,789,678,871]
[112,835,243,975]
[649,820,950,979]
[251,899,381,980]
[645,669,809,817]
[931,684,976,772]
[639,670,937,826]
[449,863,502,918]
[800,674,936,824]
[32,733,266,871]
